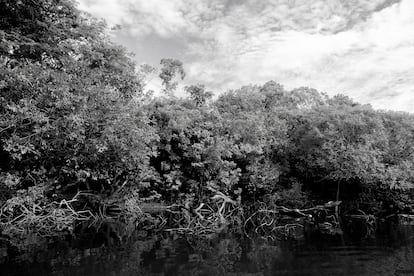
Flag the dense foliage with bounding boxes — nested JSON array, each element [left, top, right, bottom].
[[1, 0, 414, 243]]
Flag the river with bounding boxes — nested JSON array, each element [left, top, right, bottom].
[[1, 224, 413, 275]]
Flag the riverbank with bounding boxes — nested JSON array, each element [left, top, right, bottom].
[[2, 0, 414, 265]]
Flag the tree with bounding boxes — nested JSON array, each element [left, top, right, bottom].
[[159, 58, 185, 94], [185, 84, 213, 107], [0, 0, 157, 216]]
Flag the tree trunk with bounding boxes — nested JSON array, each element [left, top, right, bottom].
[[335, 180, 341, 226]]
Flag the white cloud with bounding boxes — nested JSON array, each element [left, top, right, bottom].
[[78, 0, 414, 113]]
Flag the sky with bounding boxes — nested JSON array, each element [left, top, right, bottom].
[[78, 0, 414, 113]]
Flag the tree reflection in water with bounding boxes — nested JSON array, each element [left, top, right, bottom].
[[0, 225, 413, 276]]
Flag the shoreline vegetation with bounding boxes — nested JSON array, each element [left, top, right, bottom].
[[1, 0, 414, 254]]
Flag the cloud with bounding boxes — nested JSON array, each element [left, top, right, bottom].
[[78, 0, 414, 113], [78, 0, 399, 38]]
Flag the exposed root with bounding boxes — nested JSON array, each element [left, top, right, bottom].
[[243, 201, 342, 240], [0, 191, 93, 243], [164, 190, 242, 235]]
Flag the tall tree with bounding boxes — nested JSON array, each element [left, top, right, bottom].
[[159, 58, 185, 95], [185, 84, 213, 107]]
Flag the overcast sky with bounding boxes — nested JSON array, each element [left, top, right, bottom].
[[78, 0, 413, 113]]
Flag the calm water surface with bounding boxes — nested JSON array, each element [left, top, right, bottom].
[[1, 224, 414, 276]]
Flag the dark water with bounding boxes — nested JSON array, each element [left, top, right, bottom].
[[1, 225, 414, 276]]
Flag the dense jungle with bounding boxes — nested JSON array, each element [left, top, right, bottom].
[[1, 1, 414, 272]]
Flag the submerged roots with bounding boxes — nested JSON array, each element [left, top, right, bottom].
[[0, 191, 93, 244], [165, 191, 243, 235], [0, 185, 351, 246]]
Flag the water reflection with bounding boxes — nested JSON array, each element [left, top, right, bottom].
[[1, 225, 413, 276]]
